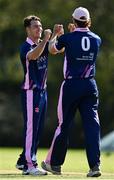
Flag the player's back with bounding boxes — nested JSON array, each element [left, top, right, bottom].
[[58, 29, 101, 79], [65, 30, 101, 63]]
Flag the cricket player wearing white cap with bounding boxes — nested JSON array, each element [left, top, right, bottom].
[[41, 7, 102, 178], [72, 7, 90, 22]]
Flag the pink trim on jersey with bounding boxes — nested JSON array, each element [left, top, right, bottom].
[[26, 37, 35, 45], [94, 110, 100, 124], [23, 37, 35, 89], [45, 126, 61, 164], [57, 81, 65, 125], [24, 58, 30, 89], [74, 27, 90, 32], [45, 81, 65, 164], [63, 55, 67, 79], [81, 64, 89, 78], [25, 90, 34, 169], [85, 65, 93, 78]]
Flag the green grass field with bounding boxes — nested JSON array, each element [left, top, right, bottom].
[[0, 148, 114, 179]]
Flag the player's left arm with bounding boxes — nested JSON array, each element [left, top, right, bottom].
[[49, 24, 65, 54]]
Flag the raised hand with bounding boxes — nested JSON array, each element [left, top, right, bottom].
[[53, 24, 64, 36], [44, 29, 52, 41], [68, 23, 75, 32]]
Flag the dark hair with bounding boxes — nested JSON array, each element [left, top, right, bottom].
[[73, 18, 91, 28], [23, 15, 41, 28]]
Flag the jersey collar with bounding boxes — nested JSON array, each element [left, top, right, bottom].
[[26, 37, 35, 45], [26, 37, 42, 46], [74, 27, 90, 32]]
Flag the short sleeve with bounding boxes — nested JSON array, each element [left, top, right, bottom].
[[55, 34, 66, 51], [20, 44, 30, 61]]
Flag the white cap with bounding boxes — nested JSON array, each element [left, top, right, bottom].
[[72, 7, 90, 22]]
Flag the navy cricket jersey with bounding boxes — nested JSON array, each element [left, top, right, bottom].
[[55, 28, 101, 79], [20, 37, 48, 90]]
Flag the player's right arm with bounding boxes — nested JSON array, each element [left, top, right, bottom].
[[27, 29, 52, 60]]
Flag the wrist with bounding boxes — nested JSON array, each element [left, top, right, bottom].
[[42, 38, 48, 43], [49, 36, 57, 45]]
